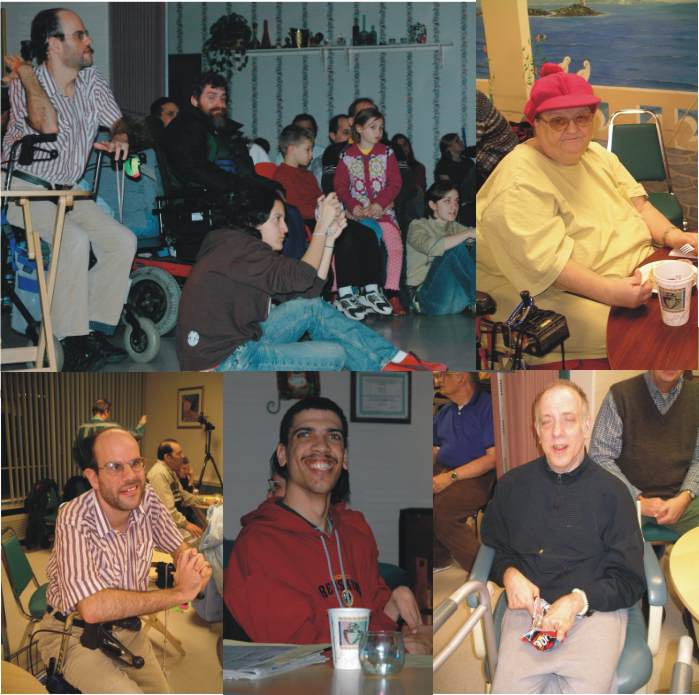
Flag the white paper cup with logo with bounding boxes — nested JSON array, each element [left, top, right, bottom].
[[327, 608, 371, 669], [654, 261, 695, 326]]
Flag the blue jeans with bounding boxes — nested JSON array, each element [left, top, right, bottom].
[[214, 297, 399, 371], [415, 243, 475, 316]]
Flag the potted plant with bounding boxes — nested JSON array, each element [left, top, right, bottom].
[[203, 13, 252, 76]]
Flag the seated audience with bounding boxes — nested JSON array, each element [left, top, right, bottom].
[[273, 124, 391, 320], [407, 182, 475, 315], [434, 132, 471, 187], [590, 370, 698, 536], [475, 90, 517, 188], [224, 397, 432, 652], [145, 96, 179, 145], [162, 70, 255, 193], [391, 133, 427, 191], [334, 107, 407, 316], [477, 63, 697, 364], [276, 113, 325, 179], [147, 438, 209, 544], [481, 381, 645, 693], [175, 181, 444, 372]]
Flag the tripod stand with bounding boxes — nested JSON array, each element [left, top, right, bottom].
[[197, 416, 222, 489]]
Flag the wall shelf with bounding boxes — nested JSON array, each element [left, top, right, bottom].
[[245, 43, 454, 69]]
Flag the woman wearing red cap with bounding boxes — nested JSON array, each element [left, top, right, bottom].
[[476, 63, 697, 366]]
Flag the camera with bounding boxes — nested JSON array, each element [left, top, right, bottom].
[[503, 291, 569, 358]]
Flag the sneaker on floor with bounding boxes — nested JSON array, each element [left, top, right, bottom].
[[383, 352, 447, 372], [86, 331, 128, 363], [388, 295, 407, 316], [359, 289, 393, 316], [334, 294, 369, 320]]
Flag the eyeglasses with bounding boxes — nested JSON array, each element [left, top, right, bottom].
[[537, 112, 594, 132], [50, 29, 90, 42], [97, 457, 145, 475]]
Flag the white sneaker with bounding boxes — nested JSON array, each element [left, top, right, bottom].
[[334, 294, 369, 320], [359, 289, 393, 315]]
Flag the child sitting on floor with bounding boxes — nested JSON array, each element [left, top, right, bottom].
[[273, 125, 392, 320]]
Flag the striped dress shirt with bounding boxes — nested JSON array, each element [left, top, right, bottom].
[[2, 64, 122, 185], [46, 485, 183, 614]]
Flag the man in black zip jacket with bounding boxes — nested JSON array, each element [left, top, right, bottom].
[[481, 380, 644, 694]]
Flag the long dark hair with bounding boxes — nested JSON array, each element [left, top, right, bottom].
[[390, 133, 417, 167], [221, 182, 285, 237]]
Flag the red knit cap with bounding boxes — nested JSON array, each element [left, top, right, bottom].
[[523, 63, 601, 124]]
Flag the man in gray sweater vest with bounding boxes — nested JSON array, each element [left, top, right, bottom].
[[590, 370, 699, 536]]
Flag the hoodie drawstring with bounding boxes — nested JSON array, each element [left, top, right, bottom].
[[319, 528, 351, 607]]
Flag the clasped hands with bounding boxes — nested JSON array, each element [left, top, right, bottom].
[[316, 193, 347, 241], [503, 567, 584, 642], [174, 547, 212, 601], [640, 492, 690, 526]]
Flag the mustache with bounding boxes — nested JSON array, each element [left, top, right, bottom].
[[119, 479, 142, 491]]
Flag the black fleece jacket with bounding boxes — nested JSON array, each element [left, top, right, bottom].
[[481, 455, 645, 612]]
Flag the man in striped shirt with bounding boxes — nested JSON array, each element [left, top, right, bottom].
[[37, 427, 212, 693], [2, 8, 137, 371]]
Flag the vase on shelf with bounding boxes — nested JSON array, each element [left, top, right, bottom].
[[249, 22, 261, 50], [261, 19, 272, 49]]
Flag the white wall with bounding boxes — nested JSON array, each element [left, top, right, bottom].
[[223, 372, 433, 565], [3, 3, 111, 80], [167, 2, 475, 179]]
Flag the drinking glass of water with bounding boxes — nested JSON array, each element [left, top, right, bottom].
[[358, 631, 405, 675]]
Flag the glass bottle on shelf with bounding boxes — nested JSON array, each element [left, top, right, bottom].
[[249, 22, 261, 50], [352, 19, 359, 46], [261, 19, 272, 49], [358, 14, 369, 45], [369, 24, 377, 46]]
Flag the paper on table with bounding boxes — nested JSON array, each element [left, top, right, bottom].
[[669, 248, 698, 260], [222, 639, 329, 680]]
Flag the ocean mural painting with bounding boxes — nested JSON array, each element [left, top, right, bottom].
[[477, 1, 697, 92]]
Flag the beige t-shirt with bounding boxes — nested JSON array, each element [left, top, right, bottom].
[[476, 140, 654, 297]]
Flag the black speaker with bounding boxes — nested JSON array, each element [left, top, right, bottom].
[[399, 507, 433, 612], [168, 53, 202, 106]]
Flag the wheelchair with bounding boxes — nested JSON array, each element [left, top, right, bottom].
[[2, 134, 161, 369]]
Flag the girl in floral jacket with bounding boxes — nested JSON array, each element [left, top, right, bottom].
[[334, 107, 407, 315]]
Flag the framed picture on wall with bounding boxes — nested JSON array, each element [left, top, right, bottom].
[[177, 386, 204, 428], [277, 372, 320, 400], [351, 373, 411, 424]]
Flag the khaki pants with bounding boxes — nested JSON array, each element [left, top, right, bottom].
[[6, 179, 136, 339], [37, 613, 171, 694]]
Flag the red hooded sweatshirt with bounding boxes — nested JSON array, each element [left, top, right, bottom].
[[224, 498, 397, 644]]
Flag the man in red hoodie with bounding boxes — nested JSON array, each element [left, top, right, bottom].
[[224, 397, 431, 653]]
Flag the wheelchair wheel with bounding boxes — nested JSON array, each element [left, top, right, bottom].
[[128, 266, 181, 336], [123, 317, 160, 363]]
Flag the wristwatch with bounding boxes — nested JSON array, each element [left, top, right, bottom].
[[450, 471, 458, 481], [681, 489, 696, 501]]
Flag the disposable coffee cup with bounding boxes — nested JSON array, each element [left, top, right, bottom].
[[654, 261, 695, 327], [327, 608, 370, 669]]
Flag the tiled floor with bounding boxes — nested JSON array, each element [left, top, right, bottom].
[[1, 310, 475, 372]]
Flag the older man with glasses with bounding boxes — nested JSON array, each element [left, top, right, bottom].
[[37, 428, 212, 693], [476, 63, 697, 366], [433, 371, 496, 572]]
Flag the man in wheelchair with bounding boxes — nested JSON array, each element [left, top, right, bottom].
[[2, 8, 138, 370], [480, 381, 645, 693], [162, 70, 254, 195], [37, 427, 212, 693]]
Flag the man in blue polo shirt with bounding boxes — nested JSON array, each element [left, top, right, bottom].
[[433, 371, 496, 571]]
